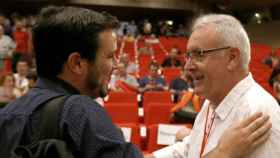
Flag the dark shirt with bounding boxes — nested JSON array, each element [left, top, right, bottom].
[[269, 65, 280, 87], [169, 77, 189, 92], [0, 78, 142, 158], [139, 75, 166, 92], [161, 57, 182, 68]]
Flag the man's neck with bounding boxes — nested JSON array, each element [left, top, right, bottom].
[[208, 71, 249, 108], [57, 74, 99, 99]]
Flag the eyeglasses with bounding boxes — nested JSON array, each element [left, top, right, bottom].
[[186, 46, 231, 62]]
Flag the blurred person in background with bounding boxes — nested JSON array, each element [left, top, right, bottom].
[[139, 62, 167, 92], [0, 25, 15, 58], [263, 50, 279, 68], [162, 47, 182, 68], [109, 62, 139, 92], [0, 25, 16, 73], [169, 67, 192, 102], [0, 14, 12, 36], [13, 59, 29, 93], [12, 18, 31, 72], [119, 53, 139, 75], [0, 73, 21, 104], [138, 41, 154, 56]]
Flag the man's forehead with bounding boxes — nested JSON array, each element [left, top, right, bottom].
[[187, 26, 217, 50], [99, 30, 117, 52]]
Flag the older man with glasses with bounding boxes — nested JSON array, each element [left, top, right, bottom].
[[146, 13, 279, 158]]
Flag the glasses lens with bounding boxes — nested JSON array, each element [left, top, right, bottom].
[[186, 49, 203, 61]]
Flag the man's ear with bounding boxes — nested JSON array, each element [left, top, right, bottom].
[[227, 47, 241, 71], [65, 52, 88, 75]]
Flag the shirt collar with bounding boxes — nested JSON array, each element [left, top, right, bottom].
[[214, 73, 255, 120], [35, 77, 80, 95]]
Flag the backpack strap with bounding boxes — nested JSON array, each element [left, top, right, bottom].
[[32, 95, 69, 143]]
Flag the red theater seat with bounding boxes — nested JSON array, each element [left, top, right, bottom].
[[144, 102, 173, 125], [104, 102, 139, 124], [143, 91, 172, 109], [118, 123, 141, 148], [106, 91, 138, 104]]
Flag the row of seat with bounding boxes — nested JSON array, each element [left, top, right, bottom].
[[121, 37, 186, 78], [105, 102, 174, 125], [105, 91, 173, 105], [121, 38, 275, 89], [104, 90, 190, 152], [117, 123, 192, 153], [104, 91, 175, 125]]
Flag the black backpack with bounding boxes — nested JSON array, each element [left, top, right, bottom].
[[12, 96, 74, 158]]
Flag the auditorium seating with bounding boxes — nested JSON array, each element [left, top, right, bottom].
[[145, 123, 193, 152], [162, 67, 181, 84], [118, 123, 141, 148], [106, 91, 138, 104], [142, 91, 173, 108], [146, 124, 167, 152], [104, 102, 139, 124], [144, 102, 174, 125], [111, 38, 277, 153]]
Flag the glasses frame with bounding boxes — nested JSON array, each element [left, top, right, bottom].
[[186, 46, 231, 61]]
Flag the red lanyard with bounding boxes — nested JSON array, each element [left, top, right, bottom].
[[200, 106, 216, 158]]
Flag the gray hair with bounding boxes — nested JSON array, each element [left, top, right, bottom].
[[191, 14, 251, 69]]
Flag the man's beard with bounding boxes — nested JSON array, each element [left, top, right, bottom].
[[98, 85, 108, 98], [86, 74, 108, 98]]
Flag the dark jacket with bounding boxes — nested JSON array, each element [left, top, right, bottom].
[[0, 78, 142, 158]]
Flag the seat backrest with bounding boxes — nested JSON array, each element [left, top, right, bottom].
[[104, 102, 139, 124], [162, 67, 181, 84], [106, 91, 138, 104], [144, 102, 173, 126], [117, 123, 141, 148], [146, 124, 166, 153], [143, 91, 172, 109]]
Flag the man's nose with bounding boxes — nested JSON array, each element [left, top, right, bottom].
[[184, 58, 196, 73]]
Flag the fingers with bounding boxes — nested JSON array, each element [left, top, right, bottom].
[[144, 154, 155, 158], [239, 112, 263, 128], [251, 128, 271, 149], [248, 120, 272, 143], [246, 114, 270, 134]]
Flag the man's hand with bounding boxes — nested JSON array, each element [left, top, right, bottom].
[[205, 112, 272, 158], [175, 127, 192, 142], [144, 154, 155, 158]]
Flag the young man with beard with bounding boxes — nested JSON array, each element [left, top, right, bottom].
[[0, 6, 142, 158]]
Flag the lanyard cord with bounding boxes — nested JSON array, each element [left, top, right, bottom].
[[200, 106, 216, 158]]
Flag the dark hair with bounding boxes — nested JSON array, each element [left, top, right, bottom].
[[149, 61, 159, 69], [33, 6, 119, 79], [16, 57, 30, 66]]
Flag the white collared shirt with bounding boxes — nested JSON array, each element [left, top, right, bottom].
[[154, 74, 280, 158], [14, 73, 29, 90]]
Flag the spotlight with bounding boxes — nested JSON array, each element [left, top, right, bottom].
[[166, 20, 173, 26], [255, 13, 261, 18]]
